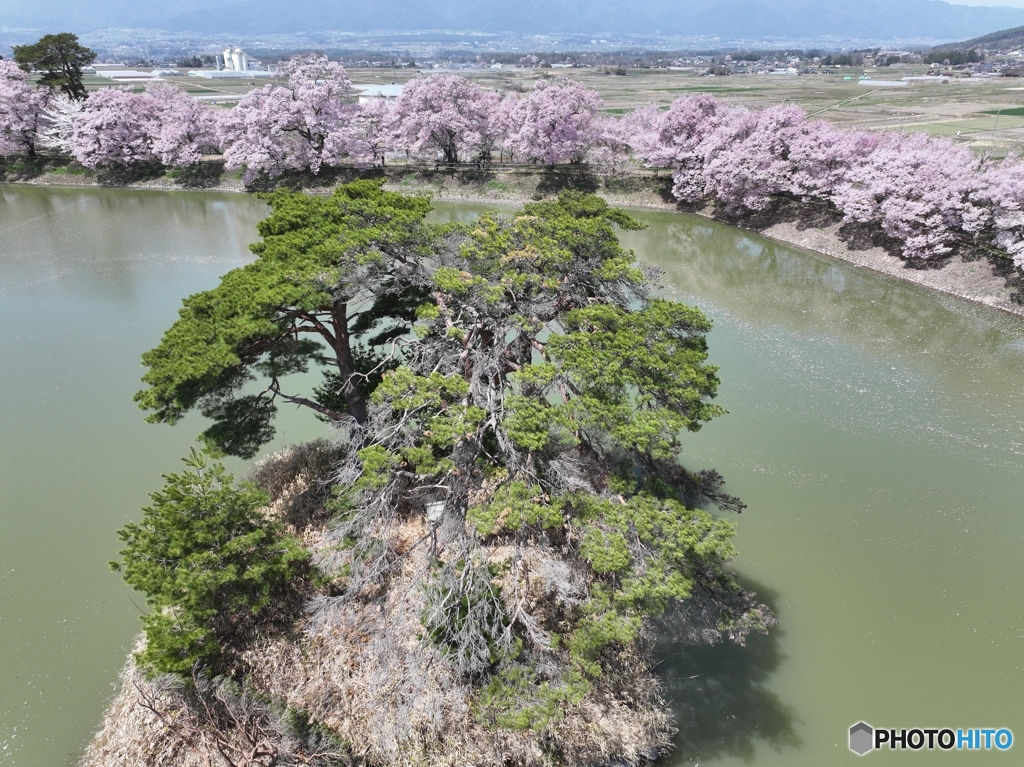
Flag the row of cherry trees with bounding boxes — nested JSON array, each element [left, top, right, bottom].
[[0, 56, 616, 178], [3, 55, 1024, 264], [625, 96, 1018, 261]]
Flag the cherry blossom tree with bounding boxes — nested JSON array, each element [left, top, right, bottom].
[[502, 77, 603, 166], [278, 54, 355, 167], [218, 54, 355, 181], [832, 131, 987, 259], [23, 64, 1023, 266], [392, 74, 499, 164], [974, 154, 1024, 267], [146, 83, 218, 167], [37, 92, 81, 155], [787, 120, 881, 203], [327, 97, 394, 168], [217, 87, 292, 181], [494, 93, 525, 163], [629, 94, 733, 204], [702, 103, 804, 214], [625, 93, 998, 260], [69, 87, 158, 168], [620, 104, 665, 167], [586, 111, 633, 176], [0, 59, 51, 156]]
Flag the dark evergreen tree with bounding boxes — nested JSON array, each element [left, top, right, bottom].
[[13, 33, 96, 100]]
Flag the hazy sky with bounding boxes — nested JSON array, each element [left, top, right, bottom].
[[3, 0, 1024, 43], [953, 0, 1024, 7]]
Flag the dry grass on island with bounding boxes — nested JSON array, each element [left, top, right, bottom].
[[82, 442, 672, 767]]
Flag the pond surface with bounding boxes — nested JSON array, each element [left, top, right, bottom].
[[2, 187, 1024, 766]]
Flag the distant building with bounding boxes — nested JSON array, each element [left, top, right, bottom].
[[95, 70, 161, 81], [189, 48, 274, 79], [189, 69, 276, 79], [354, 83, 404, 104], [217, 47, 265, 73]]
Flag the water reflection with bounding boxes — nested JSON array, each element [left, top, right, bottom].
[[0, 186, 268, 303], [621, 213, 1024, 406], [0, 185, 304, 767], [658, 583, 801, 765]]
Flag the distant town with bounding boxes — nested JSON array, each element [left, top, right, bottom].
[[48, 46, 1024, 78]]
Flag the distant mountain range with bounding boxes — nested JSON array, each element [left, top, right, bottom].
[[939, 21, 1024, 48], [5, 0, 1024, 45]]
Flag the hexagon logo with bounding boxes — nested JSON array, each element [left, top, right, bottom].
[[850, 722, 874, 756]]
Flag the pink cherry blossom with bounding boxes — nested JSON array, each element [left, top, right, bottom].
[[974, 154, 1024, 267], [392, 74, 499, 164], [68, 87, 158, 168], [502, 77, 603, 166], [628, 94, 734, 203], [16, 67, 1024, 265], [328, 97, 395, 168], [146, 83, 218, 167], [702, 103, 804, 214], [218, 53, 355, 181], [0, 60, 51, 156], [586, 111, 633, 176], [620, 104, 665, 166], [832, 131, 986, 259], [787, 121, 880, 202]]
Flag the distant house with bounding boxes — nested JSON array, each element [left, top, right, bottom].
[[354, 84, 404, 104], [190, 69, 276, 80], [858, 79, 907, 87], [95, 70, 161, 81]]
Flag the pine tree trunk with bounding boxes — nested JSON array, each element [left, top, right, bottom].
[[331, 299, 368, 425]]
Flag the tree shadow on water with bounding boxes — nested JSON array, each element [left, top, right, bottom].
[[656, 582, 802, 764]]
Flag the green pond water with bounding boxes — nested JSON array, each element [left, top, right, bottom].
[[2, 187, 1024, 766]]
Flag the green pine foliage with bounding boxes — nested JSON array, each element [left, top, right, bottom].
[[12, 33, 96, 100], [134, 180, 440, 457], [111, 448, 309, 675], [475, 665, 589, 731]]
